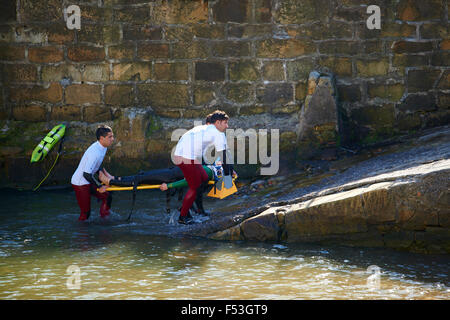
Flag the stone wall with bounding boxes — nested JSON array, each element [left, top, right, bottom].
[[0, 0, 448, 186]]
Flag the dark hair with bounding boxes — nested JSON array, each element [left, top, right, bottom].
[[96, 125, 112, 140], [209, 110, 229, 124], [205, 113, 212, 124]]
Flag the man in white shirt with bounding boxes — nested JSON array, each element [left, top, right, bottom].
[[71, 125, 115, 221], [173, 110, 232, 224]]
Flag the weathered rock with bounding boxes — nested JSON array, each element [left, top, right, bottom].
[[297, 71, 339, 159], [206, 158, 450, 254]]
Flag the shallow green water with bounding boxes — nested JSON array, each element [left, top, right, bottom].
[[0, 188, 449, 300]]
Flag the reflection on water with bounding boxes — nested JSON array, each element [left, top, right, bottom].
[[0, 189, 449, 300]]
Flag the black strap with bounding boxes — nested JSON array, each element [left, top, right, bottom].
[[126, 179, 138, 222]]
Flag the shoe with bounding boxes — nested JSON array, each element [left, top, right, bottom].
[[78, 211, 91, 221], [178, 215, 194, 225]]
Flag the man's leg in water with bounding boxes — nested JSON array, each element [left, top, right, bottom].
[[90, 185, 112, 218], [178, 160, 208, 217], [72, 184, 92, 221]]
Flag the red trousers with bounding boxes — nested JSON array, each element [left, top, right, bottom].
[[177, 160, 209, 217], [72, 184, 112, 221]]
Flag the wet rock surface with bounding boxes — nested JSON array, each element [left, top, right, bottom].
[[176, 125, 450, 254]]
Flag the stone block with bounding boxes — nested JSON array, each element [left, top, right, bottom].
[[356, 59, 390, 77], [108, 44, 135, 60], [239, 105, 271, 115], [256, 83, 293, 105], [9, 83, 63, 103], [2, 64, 37, 82], [67, 46, 106, 62], [318, 41, 359, 55], [83, 106, 112, 123], [395, 113, 422, 131], [151, 0, 208, 24], [274, 0, 331, 24], [154, 62, 189, 81], [123, 25, 162, 41], [172, 40, 210, 59], [229, 60, 259, 81], [82, 64, 109, 82], [12, 105, 47, 122], [51, 105, 82, 121], [212, 40, 251, 57], [192, 24, 226, 39], [114, 6, 150, 23], [165, 26, 195, 42], [195, 62, 225, 81], [392, 41, 434, 54], [295, 82, 307, 101], [368, 83, 405, 101], [46, 23, 75, 44], [431, 51, 450, 66], [407, 69, 441, 92], [262, 61, 285, 81], [137, 43, 169, 60], [111, 62, 151, 81], [28, 46, 64, 63], [437, 70, 450, 89], [254, 0, 272, 23], [295, 22, 353, 40], [213, 0, 251, 23], [257, 39, 316, 58], [105, 85, 134, 106], [424, 109, 450, 128], [319, 57, 352, 77], [392, 54, 429, 75], [224, 83, 254, 104], [19, 0, 61, 22], [397, 93, 437, 113], [194, 86, 215, 105], [397, 0, 444, 21], [228, 24, 272, 39], [41, 64, 82, 82], [335, 6, 366, 21], [420, 23, 448, 39], [437, 92, 450, 109], [138, 83, 189, 108], [79, 5, 113, 24], [0, 45, 25, 61], [65, 84, 101, 105], [286, 58, 316, 81], [351, 104, 395, 128], [337, 84, 362, 102], [440, 39, 450, 50], [78, 25, 121, 45], [0, 0, 16, 23]]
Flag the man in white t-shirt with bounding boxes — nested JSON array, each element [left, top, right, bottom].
[[173, 110, 232, 224], [71, 125, 116, 221]]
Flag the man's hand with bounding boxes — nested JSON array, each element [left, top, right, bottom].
[[102, 168, 114, 180], [99, 170, 111, 185], [159, 183, 168, 191], [98, 185, 109, 193]]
